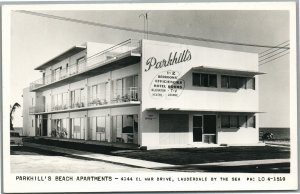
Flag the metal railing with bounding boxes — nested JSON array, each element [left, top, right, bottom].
[[29, 105, 45, 114], [31, 87, 139, 113], [111, 87, 139, 103], [30, 39, 141, 91]]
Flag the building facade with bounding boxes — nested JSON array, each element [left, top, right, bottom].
[[24, 39, 262, 149]]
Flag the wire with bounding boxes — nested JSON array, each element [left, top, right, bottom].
[[259, 43, 289, 58], [259, 49, 289, 62], [259, 40, 289, 54], [259, 52, 289, 66], [16, 10, 290, 50]]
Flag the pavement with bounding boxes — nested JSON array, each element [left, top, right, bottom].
[[23, 142, 290, 172], [11, 146, 158, 173]]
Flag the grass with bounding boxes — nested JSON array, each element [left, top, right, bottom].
[[113, 146, 290, 165], [24, 137, 290, 166]]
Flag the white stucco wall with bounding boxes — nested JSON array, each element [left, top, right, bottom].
[[22, 87, 36, 136], [140, 39, 259, 147]]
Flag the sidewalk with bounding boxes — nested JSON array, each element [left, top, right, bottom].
[[24, 142, 173, 169], [24, 142, 290, 171]]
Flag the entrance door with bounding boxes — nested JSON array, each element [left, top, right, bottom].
[[193, 116, 203, 142]]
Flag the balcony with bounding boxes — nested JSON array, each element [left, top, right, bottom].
[[30, 87, 140, 115], [29, 105, 45, 114], [30, 39, 141, 91], [111, 87, 139, 103]]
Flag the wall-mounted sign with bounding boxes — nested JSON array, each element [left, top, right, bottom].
[[149, 70, 185, 99], [144, 49, 191, 72]]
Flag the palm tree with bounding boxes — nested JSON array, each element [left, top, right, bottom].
[[10, 102, 21, 131]]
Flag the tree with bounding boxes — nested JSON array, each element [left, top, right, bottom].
[[10, 102, 21, 131]]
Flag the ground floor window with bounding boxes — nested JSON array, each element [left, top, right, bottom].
[[89, 116, 107, 141], [112, 114, 138, 144], [159, 114, 189, 133], [51, 118, 68, 138], [221, 115, 256, 128], [71, 117, 85, 139]]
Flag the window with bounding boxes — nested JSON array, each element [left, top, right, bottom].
[[230, 116, 238, 128], [221, 76, 229, 88], [112, 75, 139, 102], [112, 114, 138, 143], [221, 75, 255, 90], [53, 67, 61, 82], [222, 115, 255, 128], [247, 116, 256, 128], [239, 116, 247, 127], [122, 115, 134, 133], [71, 117, 85, 139], [221, 115, 230, 128], [89, 83, 107, 106], [89, 116, 107, 141], [96, 117, 106, 133], [159, 114, 189, 133], [71, 88, 85, 108], [193, 73, 217, 88], [246, 78, 255, 90], [77, 57, 85, 72]]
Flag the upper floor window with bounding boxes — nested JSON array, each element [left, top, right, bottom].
[[112, 75, 139, 103], [221, 115, 256, 128], [88, 82, 108, 106], [192, 73, 217, 88], [71, 88, 85, 108], [221, 75, 255, 90], [53, 67, 62, 82]]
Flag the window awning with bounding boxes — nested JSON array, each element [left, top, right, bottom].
[[192, 66, 265, 76], [146, 107, 264, 113], [35, 46, 86, 70]]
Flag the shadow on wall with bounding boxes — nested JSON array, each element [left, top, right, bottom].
[[175, 69, 239, 93]]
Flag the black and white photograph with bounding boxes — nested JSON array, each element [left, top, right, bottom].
[[2, 2, 298, 193]]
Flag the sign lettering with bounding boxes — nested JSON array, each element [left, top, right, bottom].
[[144, 49, 191, 72]]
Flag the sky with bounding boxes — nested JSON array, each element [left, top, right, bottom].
[[10, 9, 290, 128]]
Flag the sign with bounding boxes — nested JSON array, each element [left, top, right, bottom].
[[144, 49, 191, 72], [149, 70, 185, 99]]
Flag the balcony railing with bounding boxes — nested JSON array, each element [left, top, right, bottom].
[[29, 105, 45, 114], [111, 87, 139, 103], [30, 87, 140, 114], [30, 39, 141, 91]]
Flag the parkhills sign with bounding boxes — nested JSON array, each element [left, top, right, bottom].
[[144, 49, 192, 72]]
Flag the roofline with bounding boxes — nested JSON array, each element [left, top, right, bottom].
[[34, 45, 86, 70]]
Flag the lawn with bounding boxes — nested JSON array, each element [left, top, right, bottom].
[[112, 146, 290, 165]]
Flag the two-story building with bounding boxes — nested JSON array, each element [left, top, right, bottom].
[[23, 39, 263, 149]]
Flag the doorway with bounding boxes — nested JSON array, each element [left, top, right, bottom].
[[193, 115, 216, 143], [42, 116, 48, 136]]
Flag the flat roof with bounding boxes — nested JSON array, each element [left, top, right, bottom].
[[192, 66, 265, 76], [34, 46, 86, 70], [146, 108, 263, 113]]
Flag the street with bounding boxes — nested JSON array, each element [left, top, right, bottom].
[[10, 146, 156, 173]]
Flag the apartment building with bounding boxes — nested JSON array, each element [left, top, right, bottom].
[[23, 39, 263, 149]]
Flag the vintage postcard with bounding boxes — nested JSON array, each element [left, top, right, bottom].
[[2, 2, 298, 193]]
